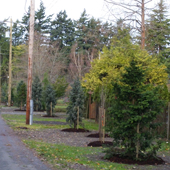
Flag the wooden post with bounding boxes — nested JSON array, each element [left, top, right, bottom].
[[136, 123, 140, 159], [50, 102, 52, 117], [8, 18, 12, 107], [77, 106, 79, 129], [26, 0, 35, 124], [99, 107, 102, 142], [102, 109, 105, 143]]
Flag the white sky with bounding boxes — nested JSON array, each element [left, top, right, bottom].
[[0, 0, 107, 22], [0, 0, 169, 23]]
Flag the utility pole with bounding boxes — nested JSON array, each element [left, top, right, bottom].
[[8, 18, 12, 106], [26, 0, 35, 125]]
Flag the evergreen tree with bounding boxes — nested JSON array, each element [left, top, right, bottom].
[[21, 7, 30, 41], [146, 0, 170, 72], [42, 72, 49, 110], [52, 76, 68, 98], [50, 10, 75, 50], [105, 59, 165, 160], [12, 20, 25, 46], [16, 81, 26, 110], [45, 84, 56, 116], [35, 1, 52, 34], [75, 9, 90, 51], [66, 78, 85, 129], [32, 76, 42, 111]]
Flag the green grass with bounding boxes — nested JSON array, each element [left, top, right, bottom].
[[1, 114, 99, 131], [23, 140, 130, 170], [2, 113, 170, 170], [55, 105, 67, 109], [1, 114, 70, 130]]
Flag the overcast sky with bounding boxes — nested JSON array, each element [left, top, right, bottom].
[[0, 0, 169, 23]]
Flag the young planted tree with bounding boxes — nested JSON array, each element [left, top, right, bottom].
[[66, 78, 85, 129], [16, 81, 26, 110], [32, 76, 42, 111], [105, 59, 166, 160], [45, 84, 56, 116]]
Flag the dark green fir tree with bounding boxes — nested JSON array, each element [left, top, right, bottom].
[[45, 84, 56, 116], [66, 78, 85, 129], [105, 59, 165, 160], [16, 81, 26, 110], [32, 76, 42, 111]]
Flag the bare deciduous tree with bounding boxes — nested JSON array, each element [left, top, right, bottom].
[[104, 0, 154, 49]]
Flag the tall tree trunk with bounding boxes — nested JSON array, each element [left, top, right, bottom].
[[141, 0, 145, 49]]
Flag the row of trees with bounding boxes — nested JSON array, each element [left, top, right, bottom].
[[0, 0, 169, 92]]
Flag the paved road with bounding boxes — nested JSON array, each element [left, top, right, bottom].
[[0, 110, 51, 170]]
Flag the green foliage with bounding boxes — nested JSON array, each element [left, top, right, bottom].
[[42, 72, 49, 110], [66, 78, 85, 129], [35, 1, 52, 34], [82, 30, 168, 101], [45, 84, 56, 116], [1, 82, 8, 103], [32, 76, 42, 111], [105, 59, 166, 160], [146, 0, 170, 73], [15, 81, 26, 110], [50, 10, 75, 50], [12, 20, 25, 46], [52, 76, 68, 98]]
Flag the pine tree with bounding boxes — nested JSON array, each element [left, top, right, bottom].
[[45, 84, 56, 116], [146, 0, 170, 72], [16, 81, 26, 110], [12, 20, 25, 46], [35, 1, 52, 34], [106, 59, 165, 160], [32, 76, 42, 111], [50, 10, 75, 50], [66, 78, 85, 129]]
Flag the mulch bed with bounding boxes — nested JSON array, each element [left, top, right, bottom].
[[33, 121, 67, 125], [106, 155, 165, 165], [61, 128, 90, 132], [87, 141, 113, 147], [86, 133, 110, 138], [42, 115, 58, 117], [17, 127, 29, 129]]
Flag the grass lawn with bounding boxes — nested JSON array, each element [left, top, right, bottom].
[[2, 114, 170, 170], [1, 114, 99, 131], [23, 140, 130, 170]]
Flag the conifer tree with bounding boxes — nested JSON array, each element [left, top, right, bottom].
[[66, 78, 85, 129], [45, 84, 56, 116], [146, 0, 170, 72], [16, 81, 26, 110], [32, 76, 42, 111], [106, 59, 166, 160]]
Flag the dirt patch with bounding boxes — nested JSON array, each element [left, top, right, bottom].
[[106, 155, 165, 165], [87, 141, 113, 147], [17, 127, 29, 129], [86, 133, 110, 138], [61, 128, 90, 132]]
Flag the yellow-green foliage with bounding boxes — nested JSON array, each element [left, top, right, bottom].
[[82, 35, 168, 94]]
